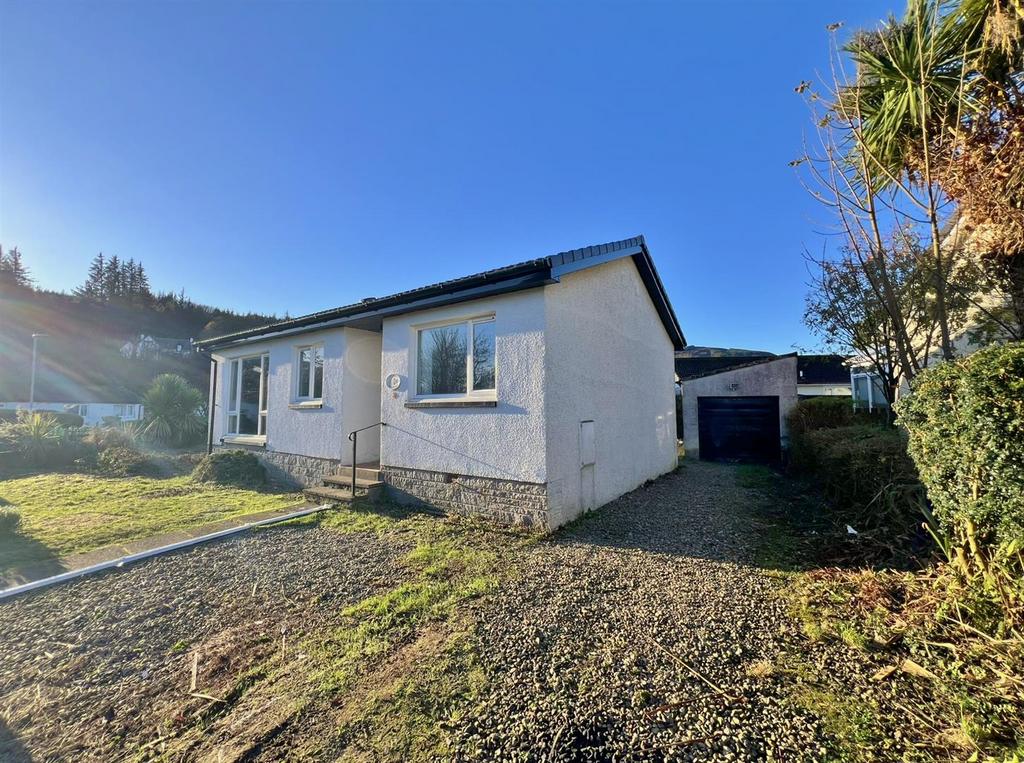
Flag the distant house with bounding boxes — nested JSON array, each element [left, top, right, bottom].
[[120, 335, 193, 359], [797, 355, 851, 398], [195, 236, 684, 530], [0, 401, 144, 427]]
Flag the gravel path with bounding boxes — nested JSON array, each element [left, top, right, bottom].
[[0, 523, 411, 762], [453, 461, 827, 762]]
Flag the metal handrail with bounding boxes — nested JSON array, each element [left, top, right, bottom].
[[347, 421, 386, 498]]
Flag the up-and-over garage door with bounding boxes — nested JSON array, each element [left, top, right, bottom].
[[697, 396, 781, 463]]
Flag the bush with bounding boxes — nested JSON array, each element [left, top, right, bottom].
[[0, 409, 83, 427], [0, 508, 21, 536], [192, 450, 266, 488], [787, 397, 855, 435], [789, 424, 925, 554], [83, 425, 140, 452], [97, 446, 151, 477], [143, 374, 206, 447], [0, 411, 65, 464], [896, 343, 1024, 593]]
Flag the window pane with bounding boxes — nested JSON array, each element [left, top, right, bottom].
[[228, 360, 239, 411], [313, 346, 324, 399], [298, 348, 312, 398], [239, 357, 262, 434], [417, 324, 467, 395], [259, 414, 267, 436], [472, 320, 495, 391], [228, 414, 238, 434], [260, 355, 270, 411]]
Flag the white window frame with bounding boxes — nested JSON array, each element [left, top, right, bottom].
[[225, 353, 270, 439], [294, 344, 325, 402], [412, 314, 496, 401]]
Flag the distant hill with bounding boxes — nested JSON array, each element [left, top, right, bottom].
[[0, 282, 276, 403]]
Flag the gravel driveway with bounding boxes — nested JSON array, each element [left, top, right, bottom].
[[2, 460, 834, 762], [0, 523, 412, 762], [452, 461, 827, 762]]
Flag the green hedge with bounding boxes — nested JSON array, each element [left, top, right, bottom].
[[787, 397, 855, 435], [789, 425, 924, 534], [896, 342, 1024, 557]]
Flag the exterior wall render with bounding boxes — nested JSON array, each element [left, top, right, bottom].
[[543, 257, 678, 528], [378, 288, 548, 484], [210, 326, 382, 471]]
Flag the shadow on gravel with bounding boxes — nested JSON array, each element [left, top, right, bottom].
[[543, 463, 762, 565], [538, 460, 856, 573], [0, 719, 33, 763]]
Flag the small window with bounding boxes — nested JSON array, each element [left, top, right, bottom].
[[226, 353, 269, 436], [296, 344, 324, 400], [416, 317, 495, 397]]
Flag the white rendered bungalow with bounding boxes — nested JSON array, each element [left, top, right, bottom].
[[195, 236, 685, 529]]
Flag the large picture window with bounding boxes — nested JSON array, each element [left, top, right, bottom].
[[416, 317, 495, 397], [296, 344, 324, 400], [226, 353, 269, 436]]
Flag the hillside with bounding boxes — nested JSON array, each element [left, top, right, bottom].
[[0, 282, 276, 403]]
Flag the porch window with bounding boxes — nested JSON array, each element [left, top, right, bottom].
[[416, 317, 495, 397], [226, 353, 269, 436], [296, 344, 324, 400]]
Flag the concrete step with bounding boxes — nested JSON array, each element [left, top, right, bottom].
[[303, 485, 378, 504], [322, 475, 385, 489], [331, 466, 382, 482]]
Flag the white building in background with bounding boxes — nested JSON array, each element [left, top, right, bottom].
[[0, 401, 144, 427], [195, 236, 684, 530]]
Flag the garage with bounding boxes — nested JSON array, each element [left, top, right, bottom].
[[697, 396, 780, 463], [676, 353, 798, 463]]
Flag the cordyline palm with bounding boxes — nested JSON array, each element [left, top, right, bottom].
[[843, 0, 976, 183], [842, 0, 1024, 352], [143, 374, 205, 447]]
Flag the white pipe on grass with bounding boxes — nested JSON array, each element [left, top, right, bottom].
[[0, 504, 331, 601]]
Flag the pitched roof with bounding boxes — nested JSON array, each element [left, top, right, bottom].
[[797, 354, 851, 385], [676, 353, 796, 382], [195, 235, 685, 350]]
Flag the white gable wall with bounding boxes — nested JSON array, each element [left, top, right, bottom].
[[379, 288, 548, 483], [543, 257, 678, 527]]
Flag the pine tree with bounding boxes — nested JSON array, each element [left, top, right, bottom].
[[76, 253, 106, 298], [135, 261, 151, 297], [104, 254, 122, 299], [0, 245, 32, 288], [125, 258, 138, 295]]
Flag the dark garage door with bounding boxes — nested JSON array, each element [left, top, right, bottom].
[[697, 396, 781, 463]]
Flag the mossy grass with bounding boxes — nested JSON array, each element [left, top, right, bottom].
[[0, 472, 301, 570]]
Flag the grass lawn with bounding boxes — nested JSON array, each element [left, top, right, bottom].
[[0, 473, 302, 575]]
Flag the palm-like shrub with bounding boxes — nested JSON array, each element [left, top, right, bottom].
[[143, 374, 205, 447], [3, 412, 63, 464]]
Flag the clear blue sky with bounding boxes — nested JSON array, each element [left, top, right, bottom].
[[0, 0, 895, 353]]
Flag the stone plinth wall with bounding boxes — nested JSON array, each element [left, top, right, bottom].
[[381, 466, 549, 529], [212, 445, 339, 489]]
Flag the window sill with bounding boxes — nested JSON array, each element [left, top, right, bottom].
[[405, 399, 497, 409], [288, 400, 323, 410], [222, 435, 267, 447]]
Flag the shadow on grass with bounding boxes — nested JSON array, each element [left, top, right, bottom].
[[0, 533, 66, 589]]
